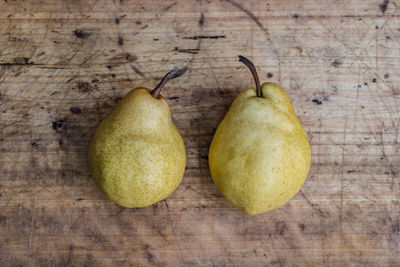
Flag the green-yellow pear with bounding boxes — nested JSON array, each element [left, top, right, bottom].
[[89, 70, 186, 208], [209, 56, 311, 215]]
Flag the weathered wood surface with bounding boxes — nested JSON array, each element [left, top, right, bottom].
[[0, 0, 399, 266]]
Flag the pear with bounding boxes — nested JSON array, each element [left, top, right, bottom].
[[89, 70, 186, 208], [209, 56, 311, 215]]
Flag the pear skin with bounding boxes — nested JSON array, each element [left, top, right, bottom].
[[209, 57, 311, 215], [89, 70, 186, 208]]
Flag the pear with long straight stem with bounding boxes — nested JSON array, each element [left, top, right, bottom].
[[208, 56, 311, 215]]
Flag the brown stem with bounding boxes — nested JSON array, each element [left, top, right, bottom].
[[238, 55, 262, 97], [150, 68, 187, 98]]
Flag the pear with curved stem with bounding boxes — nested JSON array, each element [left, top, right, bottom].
[[208, 56, 311, 215], [89, 69, 186, 208]]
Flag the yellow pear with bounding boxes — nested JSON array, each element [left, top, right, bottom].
[[209, 56, 311, 215], [89, 70, 186, 208]]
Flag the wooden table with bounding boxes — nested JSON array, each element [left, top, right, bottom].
[[1, 0, 399, 266]]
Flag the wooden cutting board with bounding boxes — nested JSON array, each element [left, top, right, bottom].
[[0, 0, 399, 266]]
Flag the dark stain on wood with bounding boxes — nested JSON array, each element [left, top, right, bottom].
[[52, 120, 64, 133], [199, 12, 205, 26], [200, 155, 208, 160], [145, 249, 156, 263], [379, 0, 389, 14], [0, 57, 38, 66], [331, 59, 342, 67], [0, 215, 6, 225], [275, 221, 288, 235], [183, 35, 225, 40], [392, 221, 399, 234], [118, 35, 124, 46], [31, 142, 39, 148], [74, 30, 91, 39], [175, 47, 199, 54], [125, 53, 137, 61], [114, 96, 123, 103], [312, 98, 323, 105], [77, 81, 92, 92], [70, 107, 81, 114]]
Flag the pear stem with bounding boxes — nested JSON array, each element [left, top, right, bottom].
[[150, 68, 186, 99], [238, 55, 262, 97]]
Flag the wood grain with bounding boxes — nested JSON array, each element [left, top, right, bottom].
[[0, 0, 399, 266]]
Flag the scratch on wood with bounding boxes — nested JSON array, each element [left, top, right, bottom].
[[0, 57, 41, 66], [225, 0, 271, 41], [28, 196, 36, 250], [339, 116, 347, 256], [164, 200, 184, 264], [300, 191, 328, 218], [183, 35, 225, 40], [175, 47, 199, 54], [164, 2, 177, 11], [131, 65, 145, 77]]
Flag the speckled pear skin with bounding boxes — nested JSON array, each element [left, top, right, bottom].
[[88, 88, 186, 208], [209, 82, 311, 215]]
